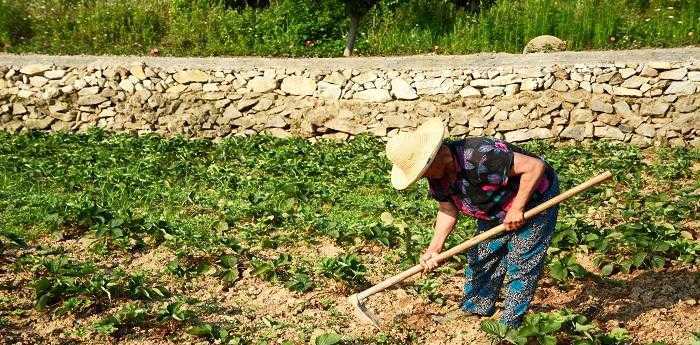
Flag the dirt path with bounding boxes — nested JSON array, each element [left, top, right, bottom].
[[1, 47, 699, 71]]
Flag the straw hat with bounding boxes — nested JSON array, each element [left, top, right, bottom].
[[385, 118, 446, 190]]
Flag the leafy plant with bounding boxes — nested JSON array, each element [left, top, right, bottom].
[[157, 301, 192, 322], [188, 323, 243, 344], [315, 332, 343, 345], [94, 303, 147, 335], [319, 254, 367, 285], [251, 254, 291, 282]]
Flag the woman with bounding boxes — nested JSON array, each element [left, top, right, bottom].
[[385, 117, 559, 328]]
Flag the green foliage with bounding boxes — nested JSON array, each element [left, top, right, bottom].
[[1, 0, 699, 56], [0, 0, 31, 49], [251, 254, 292, 282], [315, 332, 343, 345], [319, 254, 367, 285], [480, 310, 630, 345], [94, 303, 147, 335], [188, 323, 244, 344], [157, 301, 192, 322]]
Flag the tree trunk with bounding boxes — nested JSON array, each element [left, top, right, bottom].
[[343, 14, 361, 57]]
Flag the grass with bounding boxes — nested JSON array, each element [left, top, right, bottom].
[[0, 0, 698, 57], [0, 130, 698, 343]]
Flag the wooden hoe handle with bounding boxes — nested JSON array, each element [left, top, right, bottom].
[[355, 171, 613, 301]]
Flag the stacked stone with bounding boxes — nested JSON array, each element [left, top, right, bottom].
[[0, 59, 698, 147]]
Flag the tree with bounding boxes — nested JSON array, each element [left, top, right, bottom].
[[341, 0, 379, 57]]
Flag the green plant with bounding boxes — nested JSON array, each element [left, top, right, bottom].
[[319, 254, 367, 285], [251, 254, 292, 282], [315, 332, 343, 345], [94, 303, 147, 335], [285, 270, 314, 292], [157, 301, 192, 322], [188, 323, 243, 344], [218, 255, 241, 285]]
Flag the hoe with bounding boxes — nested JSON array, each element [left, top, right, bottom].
[[348, 171, 613, 327]]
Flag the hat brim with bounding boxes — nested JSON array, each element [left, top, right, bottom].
[[390, 121, 445, 190]]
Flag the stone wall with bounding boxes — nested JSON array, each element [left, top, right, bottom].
[[1, 50, 699, 147]]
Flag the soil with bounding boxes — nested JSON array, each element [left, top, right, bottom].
[[1, 237, 698, 345]]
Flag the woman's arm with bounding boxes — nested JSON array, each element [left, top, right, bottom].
[[420, 201, 457, 272], [503, 152, 546, 231]]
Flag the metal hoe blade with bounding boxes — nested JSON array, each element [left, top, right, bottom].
[[348, 293, 380, 328]]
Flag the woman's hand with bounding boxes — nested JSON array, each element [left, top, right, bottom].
[[503, 208, 525, 231], [420, 249, 440, 273]]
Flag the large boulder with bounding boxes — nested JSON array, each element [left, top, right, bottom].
[[523, 35, 567, 54]]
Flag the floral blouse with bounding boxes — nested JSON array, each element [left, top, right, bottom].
[[427, 138, 555, 222]]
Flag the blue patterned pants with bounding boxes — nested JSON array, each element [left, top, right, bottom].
[[461, 175, 559, 328]]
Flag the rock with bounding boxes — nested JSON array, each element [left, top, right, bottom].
[[323, 71, 347, 85], [613, 101, 634, 115], [664, 81, 696, 95], [281, 76, 316, 96], [629, 134, 652, 147], [688, 71, 700, 82], [551, 80, 569, 92], [267, 128, 291, 139], [265, 115, 287, 128], [612, 86, 643, 97], [119, 79, 135, 93], [459, 85, 481, 97], [640, 102, 670, 116], [12, 103, 27, 115], [325, 118, 362, 135], [414, 78, 457, 95], [470, 79, 491, 88], [129, 64, 147, 80], [594, 126, 625, 140], [619, 68, 636, 79], [391, 78, 418, 100], [248, 77, 278, 93], [173, 70, 209, 84], [166, 84, 187, 95], [491, 74, 522, 86], [523, 35, 566, 53], [237, 99, 259, 112], [78, 86, 100, 96], [598, 113, 622, 126], [590, 98, 613, 113], [521, 79, 539, 91], [529, 127, 553, 139], [203, 83, 219, 92], [658, 68, 687, 81], [482, 87, 505, 97], [25, 117, 55, 130], [317, 81, 341, 100], [352, 71, 378, 85], [29, 76, 48, 88], [253, 98, 273, 111], [353, 89, 392, 102], [20, 64, 51, 75], [48, 106, 75, 122], [571, 109, 595, 123], [560, 123, 593, 140], [635, 123, 656, 137], [504, 84, 520, 96], [44, 69, 66, 80], [620, 76, 649, 89], [505, 129, 531, 142], [77, 95, 108, 106], [675, 98, 699, 113], [640, 65, 659, 77], [216, 106, 242, 125]]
